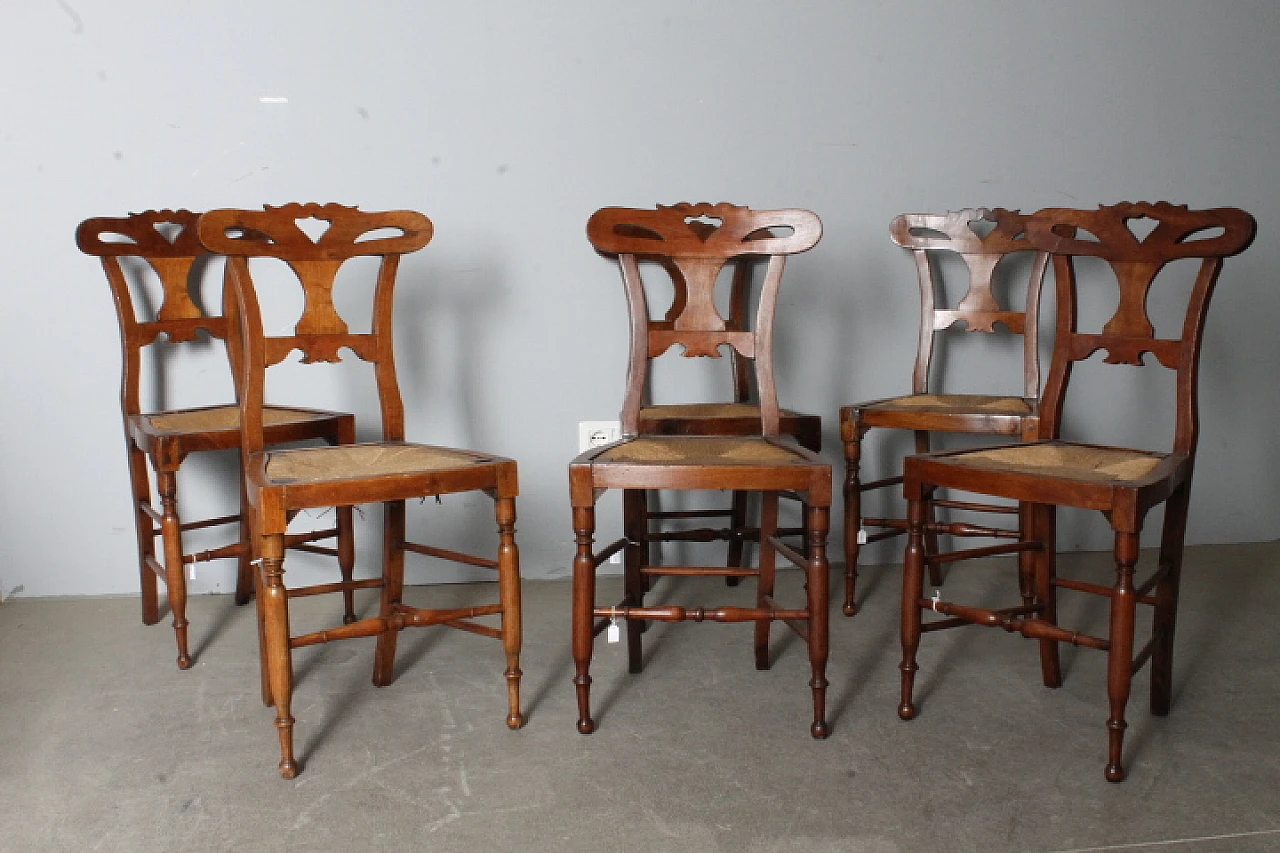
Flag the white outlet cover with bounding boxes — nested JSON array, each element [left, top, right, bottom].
[[578, 420, 622, 453]]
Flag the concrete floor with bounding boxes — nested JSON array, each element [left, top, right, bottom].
[[1, 542, 1277, 852]]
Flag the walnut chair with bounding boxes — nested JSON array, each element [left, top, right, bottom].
[[198, 203, 523, 778], [77, 210, 356, 670], [571, 203, 831, 738], [840, 208, 1048, 616], [897, 202, 1255, 781], [636, 249, 823, 582]]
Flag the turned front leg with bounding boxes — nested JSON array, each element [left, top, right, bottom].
[[1105, 531, 1139, 783], [336, 505, 357, 625], [805, 504, 831, 739], [572, 505, 597, 734], [495, 496, 524, 729], [898, 493, 928, 721], [841, 422, 867, 616], [258, 533, 297, 778], [157, 470, 192, 670]]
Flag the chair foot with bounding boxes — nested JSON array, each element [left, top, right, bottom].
[[173, 620, 192, 670], [810, 720, 830, 739], [842, 562, 858, 617], [725, 576, 742, 587], [576, 717, 595, 734], [1105, 762, 1126, 783], [898, 701, 917, 721], [506, 712, 525, 729], [279, 759, 300, 780]]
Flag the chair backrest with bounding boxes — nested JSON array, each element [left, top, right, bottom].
[[1027, 202, 1255, 453], [196, 203, 434, 453], [889, 208, 1046, 399], [76, 209, 219, 418], [586, 202, 822, 438]]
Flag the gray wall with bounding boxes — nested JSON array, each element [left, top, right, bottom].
[[2, 1, 1277, 597]]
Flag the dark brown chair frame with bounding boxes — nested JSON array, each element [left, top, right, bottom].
[[199, 203, 523, 778], [570, 202, 832, 738], [635, 253, 822, 579], [897, 202, 1256, 781], [840, 208, 1047, 615], [77, 210, 356, 670]]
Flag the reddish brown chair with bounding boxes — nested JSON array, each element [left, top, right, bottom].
[[636, 254, 822, 577], [77, 210, 356, 670], [571, 203, 831, 738], [840, 208, 1047, 615], [199, 203, 523, 778], [897, 202, 1255, 781]]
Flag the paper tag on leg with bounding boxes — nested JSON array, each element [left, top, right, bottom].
[[857, 529, 868, 545], [606, 618, 620, 644]]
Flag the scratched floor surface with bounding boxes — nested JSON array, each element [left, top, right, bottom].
[[1, 541, 1277, 852]]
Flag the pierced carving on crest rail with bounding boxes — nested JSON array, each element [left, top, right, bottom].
[[587, 203, 821, 360], [1028, 202, 1256, 368], [198, 204, 435, 366], [197, 203, 433, 260], [892, 208, 1033, 335], [76, 209, 217, 344]]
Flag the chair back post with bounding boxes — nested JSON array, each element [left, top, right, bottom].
[[725, 255, 755, 404], [220, 256, 268, 456], [585, 202, 821, 438], [1026, 202, 1256, 454], [76, 210, 218, 418], [752, 253, 790, 436], [197, 203, 434, 452], [888, 208, 1042, 398]]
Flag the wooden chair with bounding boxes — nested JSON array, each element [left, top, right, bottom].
[[635, 251, 823, 581], [198, 203, 523, 778], [840, 209, 1047, 615], [77, 210, 356, 670], [897, 202, 1255, 781], [570, 203, 831, 738]]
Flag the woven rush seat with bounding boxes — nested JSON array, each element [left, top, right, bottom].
[[638, 402, 811, 419], [143, 405, 336, 434], [596, 436, 803, 465], [864, 394, 1032, 415], [265, 442, 492, 484], [948, 442, 1163, 483]]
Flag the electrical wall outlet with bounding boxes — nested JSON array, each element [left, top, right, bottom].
[[578, 420, 622, 453]]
